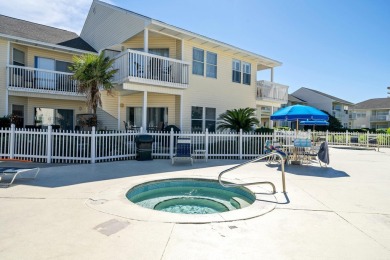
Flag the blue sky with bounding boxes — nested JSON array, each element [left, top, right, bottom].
[[1, 0, 389, 103]]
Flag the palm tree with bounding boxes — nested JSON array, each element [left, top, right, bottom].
[[217, 107, 259, 132], [70, 52, 118, 126]]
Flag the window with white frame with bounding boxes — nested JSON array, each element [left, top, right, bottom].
[[206, 52, 217, 78], [205, 107, 216, 132], [191, 106, 216, 132], [232, 59, 241, 83], [242, 62, 251, 85], [191, 106, 203, 132], [193, 48, 218, 78], [192, 48, 204, 76]]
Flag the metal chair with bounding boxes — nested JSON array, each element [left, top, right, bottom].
[[0, 167, 40, 187]]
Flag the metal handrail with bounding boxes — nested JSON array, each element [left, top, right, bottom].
[[218, 152, 286, 193]]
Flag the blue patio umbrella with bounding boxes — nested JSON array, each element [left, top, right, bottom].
[[271, 105, 329, 130], [271, 105, 329, 121]]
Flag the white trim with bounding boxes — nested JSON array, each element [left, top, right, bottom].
[[150, 20, 282, 67], [5, 41, 10, 115], [118, 95, 121, 130], [181, 40, 184, 61], [143, 28, 148, 52], [142, 91, 147, 131], [179, 94, 183, 130]]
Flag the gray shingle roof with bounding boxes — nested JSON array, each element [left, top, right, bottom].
[[288, 94, 306, 103], [301, 87, 354, 105], [0, 15, 96, 52], [354, 98, 390, 109]]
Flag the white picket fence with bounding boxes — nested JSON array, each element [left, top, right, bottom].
[[0, 125, 389, 164]]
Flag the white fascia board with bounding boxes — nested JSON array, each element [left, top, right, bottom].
[[0, 33, 95, 55], [150, 20, 282, 67]]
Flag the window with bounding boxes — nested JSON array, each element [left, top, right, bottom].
[[12, 105, 24, 128], [192, 48, 204, 76], [206, 52, 217, 78], [13, 49, 25, 66], [242, 62, 251, 85], [35, 108, 74, 130], [205, 107, 216, 132], [232, 59, 241, 83], [191, 106, 203, 132], [126, 107, 168, 129], [193, 48, 218, 78], [191, 106, 216, 132]]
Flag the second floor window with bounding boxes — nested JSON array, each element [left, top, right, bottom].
[[242, 62, 251, 85], [232, 59, 241, 83], [13, 49, 25, 66], [193, 48, 218, 78], [192, 48, 204, 76], [206, 52, 217, 78]]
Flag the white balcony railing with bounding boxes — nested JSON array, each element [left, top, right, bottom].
[[256, 80, 288, 103], [112, 49, 190, 89], [7, 65, 80, 95], [370, 115, 390, 122]]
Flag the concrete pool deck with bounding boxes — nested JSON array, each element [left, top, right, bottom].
[[0, 147, 390, 259]]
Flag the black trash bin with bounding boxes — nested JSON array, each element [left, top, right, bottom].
[[135, 135, 154, 161]]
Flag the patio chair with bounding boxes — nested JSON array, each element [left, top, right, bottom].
[[264, 140, 288, 164], [0, 167, 40, 187], [172, 138, 193, 165], [317, 141, 329, 167]]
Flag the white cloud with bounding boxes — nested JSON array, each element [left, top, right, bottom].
[[0, 0, 100, 34]]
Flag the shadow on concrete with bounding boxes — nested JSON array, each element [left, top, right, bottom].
[[283, 164, 349, 178], [0, 159, 245, 188]]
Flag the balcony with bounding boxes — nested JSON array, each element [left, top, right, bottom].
[[112, 49, 190, 89], [370, 115, 390, 122], [256, 80, 288, 103], [7, 65, 81, 96]]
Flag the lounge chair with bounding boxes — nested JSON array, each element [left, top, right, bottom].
[[172, 138, 193, 165], [0, 167, 40, 187]]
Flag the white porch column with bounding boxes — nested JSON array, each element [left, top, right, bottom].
[[270, 68, 274, 82], [142, 91, 148, 132], [180, 94, 183, 130], [270, 106, 274, 129], [117, 95, 121, 130], [144, 28, 149, 52]]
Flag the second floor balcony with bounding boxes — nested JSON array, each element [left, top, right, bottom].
[[112, 49, 190, 89], [370, 115, 390, 122], [256, 80, 288, 103], [7, 65, 81, 96]]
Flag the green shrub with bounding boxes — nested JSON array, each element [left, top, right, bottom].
[[255, 127, 274, 134], [0, 116, 11, 128]]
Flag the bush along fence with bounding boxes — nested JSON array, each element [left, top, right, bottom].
[[0, 124, 389, 164]]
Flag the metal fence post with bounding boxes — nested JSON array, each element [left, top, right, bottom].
[[239, 129, 243, 160], [9, 124, 15, 159], [91, 127, 96, 163], [346, 130, 349, 146], [169, 128, 174, 159], [326, 130, 329, 143], [47, 125, 52, 163], [366, 131, 369, 148], [205, 128, 209, 161]]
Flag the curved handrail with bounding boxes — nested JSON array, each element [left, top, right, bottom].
[[218, 152, 286, 193]]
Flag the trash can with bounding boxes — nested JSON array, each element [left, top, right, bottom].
[[135, 135, 154, 161]]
